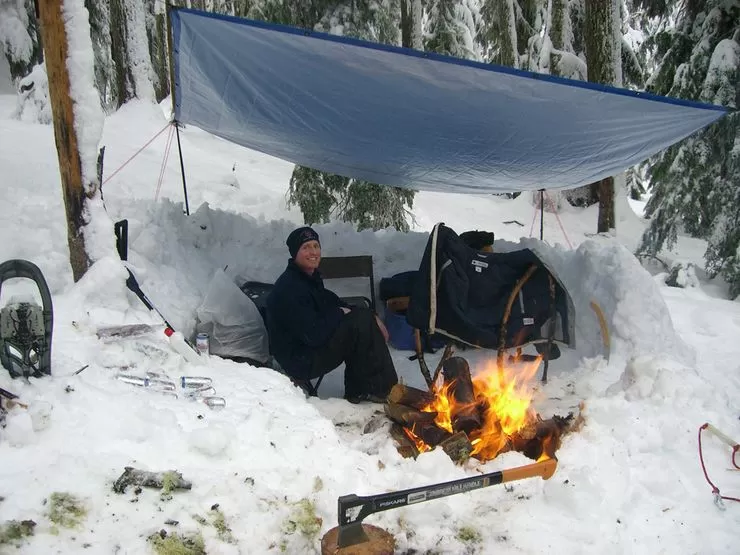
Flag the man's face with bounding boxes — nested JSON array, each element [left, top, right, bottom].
[[295, 239, 321, 273]]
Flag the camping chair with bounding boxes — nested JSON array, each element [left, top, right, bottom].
[[318, 255, 376, 311], [406, 223, 575, 386]]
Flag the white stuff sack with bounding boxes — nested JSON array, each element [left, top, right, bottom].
[[195, 269, 269, 362]]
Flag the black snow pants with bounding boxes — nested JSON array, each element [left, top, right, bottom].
[[309, 308, 398, 398]]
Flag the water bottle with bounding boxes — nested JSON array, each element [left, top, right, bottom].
[[164, 328, 202, 364], [195, 333, 210, 356]]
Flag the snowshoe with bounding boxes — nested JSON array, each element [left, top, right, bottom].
[[0, 259, 53, 379]]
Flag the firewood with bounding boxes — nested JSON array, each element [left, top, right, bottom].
[[508, 415, 573, 460], [389, 423, 420, 459], [411, 421, 453, 447], [385, 403, 437, 427], [387, 384, 435, 410], [442, 357, 482, 435], [439, 431, 473, 464]]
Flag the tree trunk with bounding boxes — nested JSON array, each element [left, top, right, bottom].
[[410, 0, 423, 50], [400, 0, 411, 48], [37, 0, 93, 282], [110, 0, 135, 108], [585, 0, 620, 233], [550, 0, 566, 74], [498, 0, 518, 68], [150, 10, 169, 102]]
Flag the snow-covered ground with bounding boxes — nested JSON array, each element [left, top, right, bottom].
[[0, 95, 738, 554]]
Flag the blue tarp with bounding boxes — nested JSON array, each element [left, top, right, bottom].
[[171, 8, 727, 193]]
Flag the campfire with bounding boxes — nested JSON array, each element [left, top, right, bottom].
[[386, 355, 574, 463]]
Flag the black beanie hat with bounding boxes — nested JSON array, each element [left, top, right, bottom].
[[286, 226, 320, 259]]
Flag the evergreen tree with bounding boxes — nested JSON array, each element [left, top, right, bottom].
[[639, 0, 739, 297], [282, 1, 417, 232], [0, 0, 42, 82], [425, 0, 483, 60]]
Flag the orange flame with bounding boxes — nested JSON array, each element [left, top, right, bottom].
[[420, 354, 542, 461], [403, 425, 432, 453]]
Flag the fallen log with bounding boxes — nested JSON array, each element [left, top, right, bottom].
[[443, 357, 482, 435], [387, 384, 435, 410], [385, 403, 437, 427], [113, 467, 192, 494]]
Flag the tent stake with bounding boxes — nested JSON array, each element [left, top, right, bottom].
[[174, 122, 190, 216]]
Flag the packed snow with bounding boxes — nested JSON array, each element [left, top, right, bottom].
[[0, 91, 738, 554]]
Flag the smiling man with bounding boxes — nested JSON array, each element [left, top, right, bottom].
[[265, 226, 397, 403]]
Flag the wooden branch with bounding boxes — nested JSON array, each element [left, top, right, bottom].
[[385, 402, 437, 427], [431, 343, 455, 385], [497, 264, 538, 381], [442, 357, 481, 435], [414, 329, 433, 389], [113, 467, 192, 494], [387, 384, 435, 410]]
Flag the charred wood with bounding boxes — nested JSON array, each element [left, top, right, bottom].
[[442, 357, 482, 435]]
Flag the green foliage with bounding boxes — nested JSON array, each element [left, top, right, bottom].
[[47, 492, 87, 529], [288, 164, 415, 232], [148, 531, 206, 555], [457, 525, 482, 544], [639, 0, 740, 296], [209, 506, 235, 544], [160, 471, 180, 501], [281, 498, 322, 539], [0, 519, 36, 547]]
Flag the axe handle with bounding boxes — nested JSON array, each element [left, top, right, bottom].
[[339, 458, 557, 529]]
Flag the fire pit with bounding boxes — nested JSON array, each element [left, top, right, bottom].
[[386, 355, 577, 463]]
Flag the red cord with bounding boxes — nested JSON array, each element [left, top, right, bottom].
[[528, 199, 539, 238], [698, 423, 740, 503], [544, 191, 574, 249], [102, 122, 172, 185]]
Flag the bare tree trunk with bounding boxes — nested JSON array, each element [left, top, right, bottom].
[[37, 0, 93, 281], [498, 0, 518, 68], [410, 0, 423, 50], [585, 0, 620, 233], [401, 0, 411, 47], [550, 0, 566, 73]]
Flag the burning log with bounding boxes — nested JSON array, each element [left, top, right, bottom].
[[442, 357, 482, 435], [389, 423, 420, 459], [387, 384, 435, 410], [411, 421, 453, 447], [508, 414, 573, 460], [385, 403, 437, 427]]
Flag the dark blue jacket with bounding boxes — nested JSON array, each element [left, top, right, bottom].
[[265, 260, 346, 379]]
